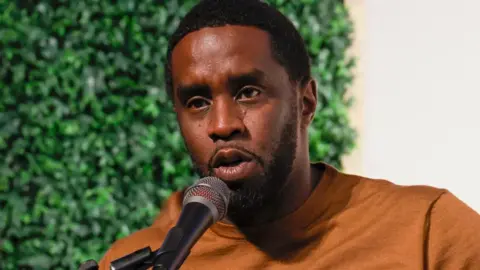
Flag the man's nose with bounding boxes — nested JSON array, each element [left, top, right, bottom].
[[207, 98, 245, 142]]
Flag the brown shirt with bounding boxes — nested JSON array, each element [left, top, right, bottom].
[[99, 163, 480, 269]]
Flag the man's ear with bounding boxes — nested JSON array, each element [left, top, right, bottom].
[[300, 78, 318, 128]]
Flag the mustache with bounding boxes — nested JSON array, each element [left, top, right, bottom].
[[207, 144, 265, 170]]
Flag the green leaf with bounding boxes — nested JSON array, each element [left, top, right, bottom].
[[1, 240, 15, 254]]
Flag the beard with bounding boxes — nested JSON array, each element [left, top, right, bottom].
[[189, 105, 298, 226], [224, 115, 297, 226]]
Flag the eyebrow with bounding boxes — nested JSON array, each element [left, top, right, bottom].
[[176, 83, 211, 103], [175, 68, 267, 102], [227, 68, 267, 91]]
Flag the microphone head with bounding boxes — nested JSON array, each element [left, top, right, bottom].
[[183, 177, 230, 222]]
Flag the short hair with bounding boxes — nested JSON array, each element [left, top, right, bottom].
[[164, 0, 312, 100]]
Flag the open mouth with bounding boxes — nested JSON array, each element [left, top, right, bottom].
[[212, 148, 252, 168], [211, 148, 258, 182], [217, 158, 245, 168]]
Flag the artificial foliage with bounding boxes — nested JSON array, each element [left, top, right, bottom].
[[0, 0, 356, 269]]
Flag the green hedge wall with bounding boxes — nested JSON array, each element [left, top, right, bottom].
[[0, 0, 356, 269]]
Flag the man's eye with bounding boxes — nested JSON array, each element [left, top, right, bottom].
[[237, 87, 260, 100], [186, 98, 209, 109]]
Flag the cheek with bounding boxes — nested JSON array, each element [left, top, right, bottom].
[[245, 103, 290, 154], [178, 116, 213, 165]]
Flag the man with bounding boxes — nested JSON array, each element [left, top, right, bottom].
[[99, 0, 480, 269]]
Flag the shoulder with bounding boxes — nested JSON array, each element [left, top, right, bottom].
[[426, 190, 480, 268], [332, 168, 446, 210], [328, 164, 479, 225], [313, 162, 449, 219], [428, 190, 480, 238], [98, 192, 184, 270]]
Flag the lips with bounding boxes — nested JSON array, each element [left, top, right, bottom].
[[211, 148, 259, 182]]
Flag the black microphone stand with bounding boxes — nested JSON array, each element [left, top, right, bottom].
[[109, 245, 179, 270], [78, 246, 174, 270]]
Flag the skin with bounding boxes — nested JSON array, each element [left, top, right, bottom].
[[170, 25, 321, 226]]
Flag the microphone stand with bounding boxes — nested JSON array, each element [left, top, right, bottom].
[[109, 245, 178, 270]]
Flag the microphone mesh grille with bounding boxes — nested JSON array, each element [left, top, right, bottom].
[[183, 177, 230, 221]]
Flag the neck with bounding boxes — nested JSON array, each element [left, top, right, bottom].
[[269, 152, 319, 222]]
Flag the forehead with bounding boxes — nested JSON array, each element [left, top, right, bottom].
[[171, 25, 288, 88]]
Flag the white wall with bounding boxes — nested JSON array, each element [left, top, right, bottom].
[[344, 0, 480, 212]]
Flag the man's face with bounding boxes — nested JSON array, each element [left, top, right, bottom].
[[171, 25, 299, 224]]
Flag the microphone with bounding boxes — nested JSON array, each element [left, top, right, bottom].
[[152, 176, 230, 270]]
